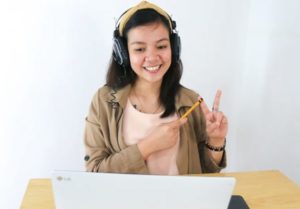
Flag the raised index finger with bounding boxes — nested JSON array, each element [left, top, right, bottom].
[[212, 90, 222, 111]]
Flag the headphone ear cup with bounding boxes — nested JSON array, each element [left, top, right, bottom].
[[171, 33, 181, 62], [113, 35, 129, 67]]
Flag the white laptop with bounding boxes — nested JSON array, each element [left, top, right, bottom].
[[52, 170, 235, 209]]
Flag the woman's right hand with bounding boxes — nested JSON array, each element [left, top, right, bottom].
[[137, 118, 187, 160]]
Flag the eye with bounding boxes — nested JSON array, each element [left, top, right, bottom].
[[157, 45, 168, 50], [134, 48, 145, 52]]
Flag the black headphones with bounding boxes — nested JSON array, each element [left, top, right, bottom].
[[112, 9, 181, 67]]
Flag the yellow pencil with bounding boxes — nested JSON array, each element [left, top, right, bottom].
[[180, 98, 204, 119]]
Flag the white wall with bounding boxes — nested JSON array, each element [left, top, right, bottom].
[[235, 0, 300, 183], [0, 0, 299, 209]]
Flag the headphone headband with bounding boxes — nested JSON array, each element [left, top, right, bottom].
[[117, 1, 173, 37]]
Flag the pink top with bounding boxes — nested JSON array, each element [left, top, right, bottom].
[[123, 99, 179, 175]]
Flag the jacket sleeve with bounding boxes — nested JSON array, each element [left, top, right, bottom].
[[83, 90, 148, 174], [198, 140, 227, 173]]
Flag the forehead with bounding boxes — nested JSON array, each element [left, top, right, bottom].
[[127, 22, 170, 43]]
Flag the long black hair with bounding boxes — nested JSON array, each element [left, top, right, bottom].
[[106, 9, 183, 118]]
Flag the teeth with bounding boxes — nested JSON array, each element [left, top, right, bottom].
[[144, 65, 160, 71]]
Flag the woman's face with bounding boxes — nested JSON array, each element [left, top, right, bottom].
[[127, 22, 172, 86]]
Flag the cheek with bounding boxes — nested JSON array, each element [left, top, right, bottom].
[[129, 54, 142, 67], [163, 49, 172, 63], [128, 50, 141, 62]]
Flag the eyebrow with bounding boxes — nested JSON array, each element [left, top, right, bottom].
[[129, 38, 169, 45]]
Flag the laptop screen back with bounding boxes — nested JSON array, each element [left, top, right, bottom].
[[52, 171, 235, 209]]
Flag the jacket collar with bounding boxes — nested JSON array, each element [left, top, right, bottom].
[[175, 86, 197, 110], [112, 84, 132, 109]]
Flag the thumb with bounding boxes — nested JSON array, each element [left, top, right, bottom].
[[178, 117, 188, 126], [170, 117, 187, 128]]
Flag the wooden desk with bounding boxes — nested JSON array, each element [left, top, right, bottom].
[[20, 170, 300, 209]]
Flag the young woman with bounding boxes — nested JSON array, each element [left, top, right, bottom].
[[84, 1, 228, 175]]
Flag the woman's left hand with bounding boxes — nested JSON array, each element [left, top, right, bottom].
[[200, 90, 228, 146]]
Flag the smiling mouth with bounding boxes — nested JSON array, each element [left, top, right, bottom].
[[143, 65, 162, 72]]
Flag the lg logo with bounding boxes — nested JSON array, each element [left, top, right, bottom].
[[56, 176, 71, 181]]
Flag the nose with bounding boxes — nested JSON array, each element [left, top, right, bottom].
[[145, 48, 159, 62]]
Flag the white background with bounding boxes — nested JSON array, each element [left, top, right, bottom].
[[1, 0, 300, 208]]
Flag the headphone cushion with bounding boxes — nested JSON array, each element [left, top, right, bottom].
[[171, 33, 181, 62], [113, 36, 129, 66]]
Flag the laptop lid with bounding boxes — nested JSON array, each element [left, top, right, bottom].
[[52, 171, 235, 209]]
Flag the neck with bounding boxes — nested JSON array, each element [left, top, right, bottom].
[[133, 80, 161, 97], [130, 80, 163, 114]]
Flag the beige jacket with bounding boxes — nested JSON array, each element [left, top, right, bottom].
[[84, 84, 226, 174]]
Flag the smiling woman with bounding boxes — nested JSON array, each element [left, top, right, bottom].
[[2, 0, 300, 208], [83, 1, 228, 175]]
